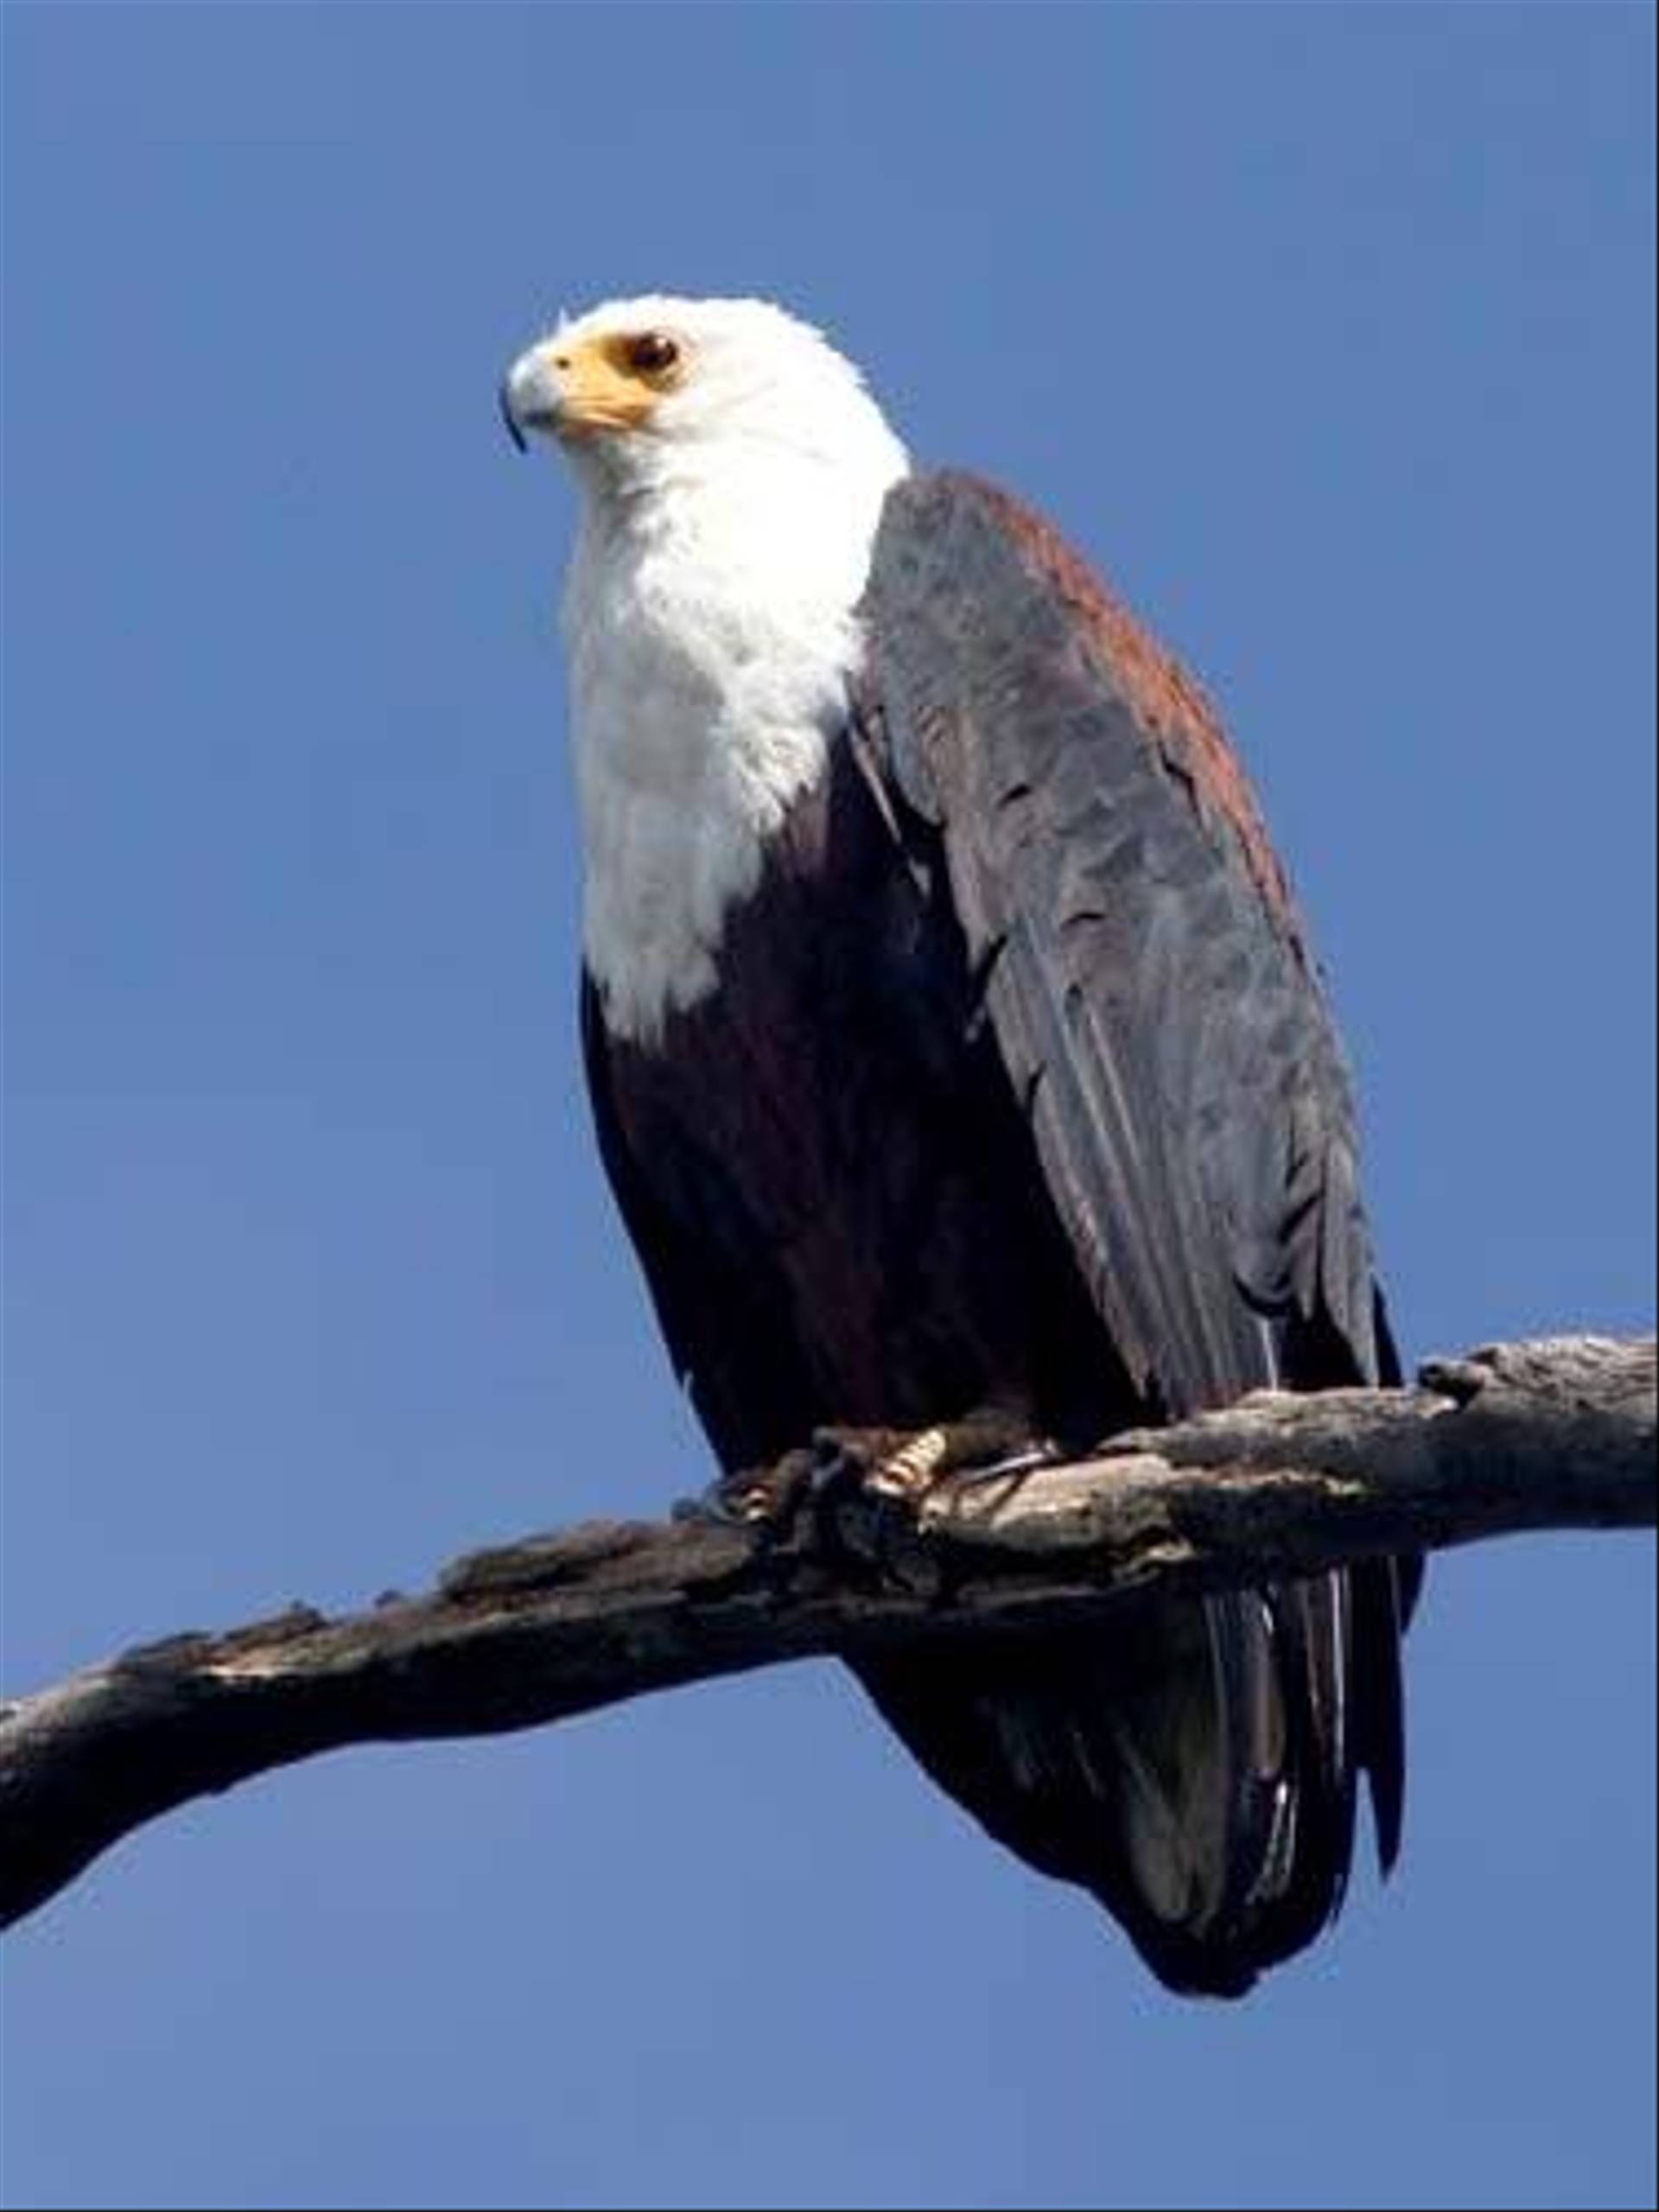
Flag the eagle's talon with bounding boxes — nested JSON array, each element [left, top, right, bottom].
[[807, 1417, 1047, 1509], [683, 1448, 817, 1534], [867, 1426, 951, 1500]]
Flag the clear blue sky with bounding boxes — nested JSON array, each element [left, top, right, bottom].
[[3, 8, 1654, 2209]]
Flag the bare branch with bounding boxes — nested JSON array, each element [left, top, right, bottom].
[[3, 1332, 1652, 1931]]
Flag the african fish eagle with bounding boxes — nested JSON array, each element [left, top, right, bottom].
[[501, 295, 1418, 1997]]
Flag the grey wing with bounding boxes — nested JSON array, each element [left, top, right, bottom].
[[855, 470, 1415, 1990], [864, 472, 1384, 1407]]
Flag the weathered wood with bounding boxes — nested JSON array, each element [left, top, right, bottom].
[[2, 1332, 1651, 1931]]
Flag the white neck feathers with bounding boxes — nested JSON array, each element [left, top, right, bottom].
[[557, 334, 907, 1046]]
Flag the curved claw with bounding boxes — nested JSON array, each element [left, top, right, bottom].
[[811, 1415, 1058, 1507], [677, 1449, 818, 1534]]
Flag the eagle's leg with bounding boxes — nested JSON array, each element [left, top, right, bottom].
[[810, 1407, 1060, 1506], [684, 1446, 820, 1531], [683, 1409, 1057, 1534]]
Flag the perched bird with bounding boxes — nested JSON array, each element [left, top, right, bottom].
[[501, 295, 1417, 1997]]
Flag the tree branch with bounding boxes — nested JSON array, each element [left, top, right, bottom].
[[3, 1332, 1652, 1931]]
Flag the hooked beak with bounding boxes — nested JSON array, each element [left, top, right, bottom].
[[499, 374, 528, 453], [499, 346, 563, 453]]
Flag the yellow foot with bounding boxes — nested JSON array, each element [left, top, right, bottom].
[[680, 1416, 1059, 1536], [810, 1412, 1059, 1509], [868, 1426, 952, 1501], [681, 1447, 817, 1531]]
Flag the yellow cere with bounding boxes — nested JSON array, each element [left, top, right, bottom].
[[544, 327, 685, 435]]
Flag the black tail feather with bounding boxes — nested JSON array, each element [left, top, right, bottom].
[[853, 1556, 1403, 1999]]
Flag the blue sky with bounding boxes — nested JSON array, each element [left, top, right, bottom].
[[2, 7, 1653, 2209]]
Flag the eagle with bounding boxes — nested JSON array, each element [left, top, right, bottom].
[[501, 295, 1418, 1997]]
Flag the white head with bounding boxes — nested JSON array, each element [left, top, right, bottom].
[[501, 292, 907, 504], [502, 296, 910, 1044]]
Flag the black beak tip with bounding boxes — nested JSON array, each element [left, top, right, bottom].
[[499, 377, 527, 454]]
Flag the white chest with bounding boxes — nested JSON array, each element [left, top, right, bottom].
[[562, 490, 881, 1046]]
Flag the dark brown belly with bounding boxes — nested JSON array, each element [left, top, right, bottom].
[[586, 740, 1138, 1467]]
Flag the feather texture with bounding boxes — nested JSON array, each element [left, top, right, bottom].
[[575, 464, 1415, 1994], [854, 474, 1415, 1987]]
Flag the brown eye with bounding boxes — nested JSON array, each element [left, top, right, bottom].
[[626, 331, 680, 376]]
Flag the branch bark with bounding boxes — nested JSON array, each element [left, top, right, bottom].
[[3, 1332, 1652, 1932]]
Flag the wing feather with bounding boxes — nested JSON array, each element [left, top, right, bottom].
[[858, 470, 1414, 1989]]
